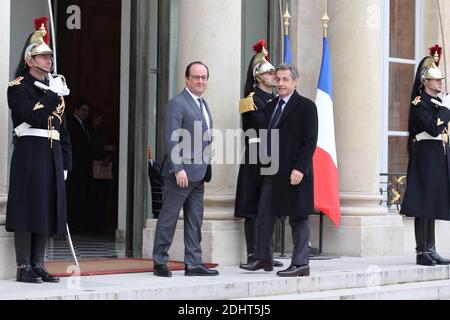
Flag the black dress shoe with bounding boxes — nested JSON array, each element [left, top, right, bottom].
[[428, 250, 450, 265], [32, 265, 60, 283], [273, 260, 284, 268], [239, 259, 273, 272], [16, 265, 42, 284], [153, 264, 172, 277], [416, 251, 436, 266], [185, 264, 219, 276], [277, 265, 310, 277]]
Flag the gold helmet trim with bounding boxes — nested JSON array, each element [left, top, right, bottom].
[[420, 47, 445, 82], [422, 64, 445, 81], [24, 22, 53, 61], [252, 45, 275, 77]]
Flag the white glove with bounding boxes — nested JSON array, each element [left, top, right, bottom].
[[64, 170, 68, 181], [48, 74, 70, 96], [439, 92, 450, 110], [34, 74, 70, 97]]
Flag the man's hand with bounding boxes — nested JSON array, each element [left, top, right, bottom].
[[290, 169, 304, 186], [175, 170, 189, 188]]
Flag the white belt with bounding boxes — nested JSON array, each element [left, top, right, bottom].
[[415, 132, 444, 142], [14, 123, 60, 141], [248, 138, 260, 144]]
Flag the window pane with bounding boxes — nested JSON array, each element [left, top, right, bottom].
[[389, 62, 415, 131], [388, 136, 409, 174], [390, 0, 415, 59]]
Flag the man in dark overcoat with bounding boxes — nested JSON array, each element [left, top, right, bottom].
[[235, 40, 282, 268], [401, 45, 450, 266], [66, 100, 92, 233], [240, 64, 318, 277], [6, 18, 72, 283]]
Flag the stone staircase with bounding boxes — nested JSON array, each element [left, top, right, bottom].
[[248, 279, 450, 300], [0, 255, 449, 300]]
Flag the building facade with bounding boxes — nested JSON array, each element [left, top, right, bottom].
[[1, 0, 450, 279]]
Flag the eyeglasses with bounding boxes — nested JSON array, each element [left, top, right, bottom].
[[189, 75, 208, 81]]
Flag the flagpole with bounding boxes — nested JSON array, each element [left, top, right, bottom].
[[322, 1, 330, 38], [283, 4, 291, 37], [279, 0, 284, 64], [282, 4, 291, 64]]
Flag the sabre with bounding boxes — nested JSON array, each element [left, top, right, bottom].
[[47, 0, 58, 73], [47, 0, 79, 267], [66, 224, 79, 267]]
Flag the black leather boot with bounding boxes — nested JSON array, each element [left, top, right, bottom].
[[427, 250, 450, 265], [16, 265, 42, 283], [14, 232, 41, 283], [244, 219, 257, 263], [32, 265, 60, 283], [416, 251, 436, 266], [423, 220, 450, 264], [29, 234, 59, 282]]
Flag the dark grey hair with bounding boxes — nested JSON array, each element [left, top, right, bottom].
[[276, 64, 299, 80]]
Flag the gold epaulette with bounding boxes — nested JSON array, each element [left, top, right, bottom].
[[412, 96, 421, 106], [239, 92, 256, 114], [8, 76, 24, 87]]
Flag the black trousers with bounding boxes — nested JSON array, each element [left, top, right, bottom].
[[414, 218, 435, 253], [255, 176, 310, 266], [14, 231, 47, 267], [244, 218, 257, 256]]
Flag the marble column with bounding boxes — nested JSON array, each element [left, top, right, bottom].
[[175, 0, 242, 220], [143, 0, 245, 265], [0, 1, 10, 225], [315, 0, 403, 256], [0, 0, 15, 280]]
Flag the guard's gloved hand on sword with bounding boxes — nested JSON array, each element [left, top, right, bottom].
[[34, 73, 71, 97]]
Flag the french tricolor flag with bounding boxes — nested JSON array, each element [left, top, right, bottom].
[[313, 36, 341, 227]]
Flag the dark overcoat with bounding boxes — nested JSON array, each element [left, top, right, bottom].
[[401, 92, 450, 221], [6, 72, 72, 236], [235, 87, 274, 218], [263, 90, 318, 217]]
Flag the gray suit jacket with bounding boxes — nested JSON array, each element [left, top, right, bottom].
[[161, 88, 213, 182]]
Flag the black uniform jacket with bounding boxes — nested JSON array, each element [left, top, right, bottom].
[[262, 90, 318, 217], [401, 92, 450, 221], [6, 72, 72, 236], [235, 87, 275, 218]]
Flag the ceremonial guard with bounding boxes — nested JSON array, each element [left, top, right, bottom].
[[401, 45, 450, 266], [234, 41, 282, 267], [6, 17, 72, 283]]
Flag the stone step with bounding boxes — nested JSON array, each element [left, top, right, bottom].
[[0, 256, 449, 300], [244, 279, 450, 300]]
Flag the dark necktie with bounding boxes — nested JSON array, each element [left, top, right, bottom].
[[267, 99, 285, 157], [198, 98, 210, 129]]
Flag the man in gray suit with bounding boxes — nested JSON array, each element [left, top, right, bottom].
[[152, 61, 218, 277]]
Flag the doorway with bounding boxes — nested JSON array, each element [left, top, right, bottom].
[[56, 0, 121, 242]]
